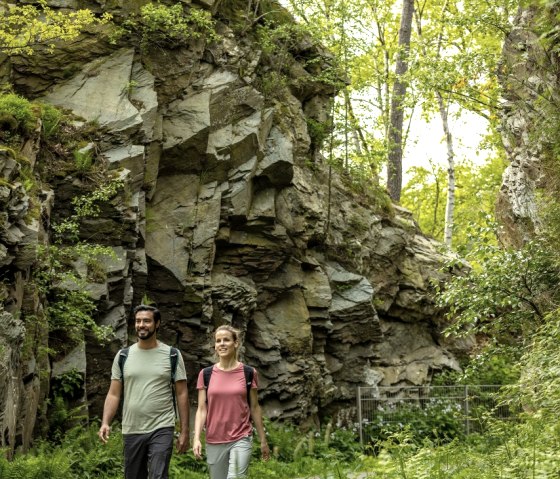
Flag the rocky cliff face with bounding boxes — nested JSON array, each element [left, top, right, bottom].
[[497, 5, 559, 246], [0, 0, 462, 453]]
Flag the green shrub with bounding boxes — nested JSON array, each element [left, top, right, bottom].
[[0, 447, 74, 479], [113, 3, 219, 50], [0, 93, 35, 133], [437, 235, 560, 343], [306, 118, 329, 146], [47, 396, 88, 442], [363, 398, 466, 449], [61, 425, 124, 478], [38, 103, 64, 138], [73, 147, 94, 172]]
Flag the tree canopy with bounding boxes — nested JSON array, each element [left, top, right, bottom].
[[281, 0, 516, 247]]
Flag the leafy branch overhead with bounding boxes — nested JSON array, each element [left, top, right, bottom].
[[0, 0, 111, 56]]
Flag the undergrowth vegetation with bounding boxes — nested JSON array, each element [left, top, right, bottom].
[[2, 405, 560, 478]]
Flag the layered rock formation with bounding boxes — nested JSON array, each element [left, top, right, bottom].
[[497, 6, 558, 246], [0, 0, 463, 453]]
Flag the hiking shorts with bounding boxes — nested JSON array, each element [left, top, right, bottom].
[[123, 426, 174, 479]]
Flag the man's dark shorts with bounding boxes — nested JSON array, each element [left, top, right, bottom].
[[124, 426, 174, 479]]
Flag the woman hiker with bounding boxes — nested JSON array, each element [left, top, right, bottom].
[[193, 325, 270, 478]]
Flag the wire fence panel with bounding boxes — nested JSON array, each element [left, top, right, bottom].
[[357, 385, 517, 444]]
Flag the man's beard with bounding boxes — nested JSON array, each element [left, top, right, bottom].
[[137, 328, 156, 340]]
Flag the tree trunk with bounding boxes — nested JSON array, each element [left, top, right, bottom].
[[387, 0, 414, 202], [437, 92, 455, 247]]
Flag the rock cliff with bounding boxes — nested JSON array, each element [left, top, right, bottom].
[[497, 5, 559, 246], [0, 0, 462, 453]]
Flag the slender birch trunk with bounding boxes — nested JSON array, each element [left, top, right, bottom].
[[437, 92, 455, 247]]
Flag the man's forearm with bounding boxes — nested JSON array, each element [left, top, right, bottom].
[[176, 381, 190, 434], [102, 394, 120, 426]]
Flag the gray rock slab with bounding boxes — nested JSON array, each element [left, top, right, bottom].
[[103, 144, 145, 188], [51, 342, 86, 377], [41, 48, 142, 133]]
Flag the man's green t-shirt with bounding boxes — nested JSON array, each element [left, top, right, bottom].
[[111, 342, 187, 435]]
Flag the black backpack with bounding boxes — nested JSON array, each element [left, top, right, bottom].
[[202, 364, 254, 405], [118, 346, 180, 417]]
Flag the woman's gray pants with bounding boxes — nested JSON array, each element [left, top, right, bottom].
[[206, 436, 253, 479]]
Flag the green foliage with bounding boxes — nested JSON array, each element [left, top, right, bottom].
[[51, 369, 84, 398], [51, 179, 123, 242], [0, 94, 68, 148], [113, 3, 219, 50], [257, 419, 362, 467], [507, 308, 560, 415], [62, 425, 124, 478], [0, 447, 74, 478], [72, 147, 94, 172], [257, 71, 289, 100], [306, 118, 329, 146], [333, 159, 393, 215], [436, 234, 560, 343], [401, 154, 506, 250], [47, 396, 87, 442], [364, 399, 466, 450], [255, 20, 307, 60], [33, 179, 122, 348], [464, 346, 520, 385], [0, 0, 112, 56], [141, 293, 156, 305], [254, 18, 339, 102], [0, 422, 363, 478], [281, 0, 515, 205], [0, 424, 124, 478], [7, 414, 560, 478], [47, 289, 111, 343], [169, 450, 209, 477], [0, 93, 36, 134], [433, 347, 520, 386], [38, 102, 64, 138], [358, 413, 560, 478], [86, 257, 107, 283]]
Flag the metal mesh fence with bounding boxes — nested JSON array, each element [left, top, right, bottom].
[[357, 385, 517, 444]]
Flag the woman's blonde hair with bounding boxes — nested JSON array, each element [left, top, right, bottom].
[[215, 324, 241, 342]]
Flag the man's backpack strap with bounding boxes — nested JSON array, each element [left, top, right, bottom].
[[170, 347, 179, 419], [118, 347, 130, 390], [203, 364, 254, 405]]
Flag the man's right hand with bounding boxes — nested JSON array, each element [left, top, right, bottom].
[[98, 424, 111, 444]]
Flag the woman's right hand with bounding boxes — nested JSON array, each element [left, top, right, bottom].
[[192, 438, 203, 459]]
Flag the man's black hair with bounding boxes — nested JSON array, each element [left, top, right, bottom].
[[133, 304, 161, 323]]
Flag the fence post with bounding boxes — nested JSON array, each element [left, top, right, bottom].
[[357, 386, 363, 445], [465, 385, 470, 435]]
